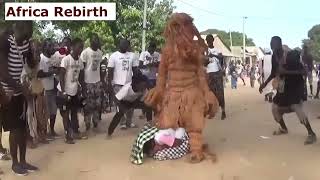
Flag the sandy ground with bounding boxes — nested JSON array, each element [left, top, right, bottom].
[[2, 79, 320, 180]]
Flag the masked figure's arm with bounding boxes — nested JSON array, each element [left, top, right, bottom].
[[144, 54, 168, 107], [196, 55, 218, 117]]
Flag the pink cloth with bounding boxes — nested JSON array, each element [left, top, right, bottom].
[[158, 134, 175, 147]]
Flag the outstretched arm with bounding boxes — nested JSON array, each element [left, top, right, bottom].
[[144, 54, 168, 107]]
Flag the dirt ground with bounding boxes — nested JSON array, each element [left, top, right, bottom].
[[2, 80, 320, 180]]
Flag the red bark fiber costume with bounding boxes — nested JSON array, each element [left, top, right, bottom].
[[144, 13, 218, 163]]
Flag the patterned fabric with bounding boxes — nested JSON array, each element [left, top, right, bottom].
[[36, 92, 49, 140], [153, 135, 189, 161], [84, 82, 103, 126], [100, 87, 110, 113], [131, 124, 159, 165], [1, 35, 31, 96]]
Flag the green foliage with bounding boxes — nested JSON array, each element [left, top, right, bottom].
[[0, 0, 174, 53], [40, 0, 173, 53], [0, 2, 6, 29], [303, 24, 320, 62], [201, 29, 255, 47]]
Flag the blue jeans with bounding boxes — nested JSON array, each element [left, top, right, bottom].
[[148, 79, 156, 88], [231, 76, 238, 89]]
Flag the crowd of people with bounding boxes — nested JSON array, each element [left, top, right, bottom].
[[0, 20, 319, 176], [0, 21, 162, 176]]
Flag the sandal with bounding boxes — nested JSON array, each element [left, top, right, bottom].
[[273, 128, 288, 136]]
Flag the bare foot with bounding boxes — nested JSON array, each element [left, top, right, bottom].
[[273, 128, 288, 136], [202, 144, 217, 163], [188, 152, 205, 164], [105, 135, 112, 140]]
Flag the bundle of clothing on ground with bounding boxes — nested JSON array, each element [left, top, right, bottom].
[[131, 124, 190, 165]]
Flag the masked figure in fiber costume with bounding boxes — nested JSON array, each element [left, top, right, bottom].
[[144, 13, 218, 163]]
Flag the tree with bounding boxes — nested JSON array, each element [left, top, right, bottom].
[[0, 0, 174, 53], [303, 24, 320, 62], [48, 0, 174, 52], [201, 29, 255, 47]]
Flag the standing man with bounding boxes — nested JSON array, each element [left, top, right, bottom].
[[139, 41, 160, 119], [249, 66, 256, 88], [57, 38, 86, 144], [108, 39, 139, 129], [80, 33, 105, 134], [236, 61, 246, 86], [301, 45, 314, 97], [205, 35, 226, 120], [0, 21, 38, 176], [54, 37, 72, 62], [52, 37, 72, 73], [38, 38, 59, 138], [139, 41, 160, 88]]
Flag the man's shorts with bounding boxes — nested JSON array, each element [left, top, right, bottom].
[[45, 89, 57, 116], [0, 95, 26, 132]]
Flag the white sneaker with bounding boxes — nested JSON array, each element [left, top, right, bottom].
[[120, 124, 127, 130], [128, 123, 138, 128]]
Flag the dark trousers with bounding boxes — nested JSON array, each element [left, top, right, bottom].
[[250, 79, 255, 88], [108, 100, 152, 136], [57, 95, 80, 135], [0, 95, 27, 165]]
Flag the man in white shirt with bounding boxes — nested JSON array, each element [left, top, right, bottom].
[[107, 39, 139, 129], [138, 42, 160, 119], [205, 34, 226, 120], [139, 42, 160, 87], [107, 74, 151, 137], [80, 33, 106, 134], [51, 37, 72, 95], [236, 61, 246, 86], [50, 37, 72, 69], [37, 38, 60, 138], [57, 38, 86, 144]]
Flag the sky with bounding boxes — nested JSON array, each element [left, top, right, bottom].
[[173, 0, 320, 49]]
